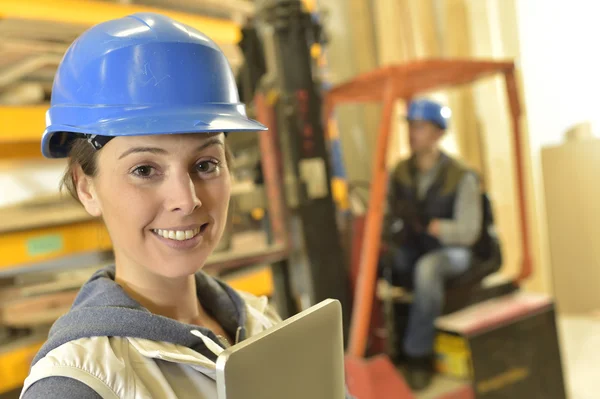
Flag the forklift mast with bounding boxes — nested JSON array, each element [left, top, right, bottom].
[[241, 0, 352, 339]]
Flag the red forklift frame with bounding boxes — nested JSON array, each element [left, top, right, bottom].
[[323, 59, 531, 358]]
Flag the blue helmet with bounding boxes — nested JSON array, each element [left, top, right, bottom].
[[407, 99, 451, 130], [42, 12, 266, 158]]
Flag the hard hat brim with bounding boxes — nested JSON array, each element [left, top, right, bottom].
[[405, 116, 447, 130], [42, 106, 267, 158]]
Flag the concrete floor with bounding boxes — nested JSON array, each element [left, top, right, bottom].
[[412, 315, 600, 399], [415, 376, 470, 399], [557, 316, 600, 399]]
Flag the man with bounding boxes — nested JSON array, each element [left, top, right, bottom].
[[383, 99, 483, 390]]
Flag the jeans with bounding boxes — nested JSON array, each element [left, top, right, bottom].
[[387, 246, 471, 357]]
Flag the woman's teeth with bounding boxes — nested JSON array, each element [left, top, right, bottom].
[[153, 228, 201, 241]]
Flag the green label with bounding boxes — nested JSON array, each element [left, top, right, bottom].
[[27, 235, 64, 257]]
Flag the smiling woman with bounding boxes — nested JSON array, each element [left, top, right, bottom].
[[72, 133, 232, 281], [19, 12, 284, 399]]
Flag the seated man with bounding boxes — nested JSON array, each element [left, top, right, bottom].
[[382, 99, 485, 390]]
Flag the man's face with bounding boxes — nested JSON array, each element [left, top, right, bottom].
[[408, 120, 443, 154]]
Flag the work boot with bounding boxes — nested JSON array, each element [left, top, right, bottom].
[[403, 355, 434, 391]]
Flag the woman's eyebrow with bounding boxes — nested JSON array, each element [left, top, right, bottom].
[[118, 138, 224, 160], [118, 147, 167, 160], [195, 138, 224, 152]]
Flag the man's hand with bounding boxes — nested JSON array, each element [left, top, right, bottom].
[[427, 219, 442, 237]]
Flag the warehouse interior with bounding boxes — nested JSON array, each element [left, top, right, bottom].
[[0, 0, 597, 398]]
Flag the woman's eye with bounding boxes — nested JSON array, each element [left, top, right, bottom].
[[132, 165, 155, 178], [195, 160, 220, 174]]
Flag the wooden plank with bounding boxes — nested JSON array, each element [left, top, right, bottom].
[[204, 243, 288, 274], [0, 290, 77, 327], [0, 195, 95, 234], [0, 267, 96, 300]]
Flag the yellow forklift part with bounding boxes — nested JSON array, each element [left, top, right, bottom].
[[310, 43, 322, 59], [0, 0, 241, 45], [250, 207, 265, 221], [434, 332, 472, 379], [0, 338, 44, 394], [331, 177, 349, 211], [223, 265, 274, 297], [0, 220, 112, 272]]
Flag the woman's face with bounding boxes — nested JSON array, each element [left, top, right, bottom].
[[78, 133, 230, 279]]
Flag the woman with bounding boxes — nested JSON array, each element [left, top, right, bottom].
[[21, 12, 281, 399]]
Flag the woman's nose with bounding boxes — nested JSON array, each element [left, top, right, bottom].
[[165, 173, 201, 215]]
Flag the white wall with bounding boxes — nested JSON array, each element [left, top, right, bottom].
[[516, 0, 600, 146], [515, 0, 599, 293]]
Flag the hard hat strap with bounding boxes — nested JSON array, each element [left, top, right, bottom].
[[86, 134, 114, 151], [84, 132, 227, 152]]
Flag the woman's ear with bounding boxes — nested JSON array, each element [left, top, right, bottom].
[[74, 164, 102, 217]]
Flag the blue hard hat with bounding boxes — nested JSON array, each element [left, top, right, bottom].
[[407, 99, 451, 130], [42, 12, 266, 158]]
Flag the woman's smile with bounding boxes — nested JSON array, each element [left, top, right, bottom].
[[150, 223, 211, 250]]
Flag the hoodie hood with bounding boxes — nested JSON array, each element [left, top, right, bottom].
[[32, 266, 248, 367]]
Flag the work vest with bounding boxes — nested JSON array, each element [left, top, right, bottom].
[[388, 154, 474, 252], [20, 291, 281, 399]]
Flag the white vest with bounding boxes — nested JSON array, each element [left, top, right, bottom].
[[21, 291, 280, 399]]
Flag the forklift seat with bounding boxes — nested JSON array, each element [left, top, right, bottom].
[[446, 229, 502, 290], [377, 234, 502, 310], [442, 231, 503, 314], [376, 230, 505, 362], [377, 192, 504, 313]]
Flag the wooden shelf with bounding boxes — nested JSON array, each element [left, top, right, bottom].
[[0, 195, 93, 234], [0, 220, 112, 273], [0, 198, 111, 272]]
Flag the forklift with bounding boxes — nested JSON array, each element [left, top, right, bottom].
[[325, 60, 529, 358], [239, 1, 566, 398]]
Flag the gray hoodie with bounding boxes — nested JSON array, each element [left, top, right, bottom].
[[22, 266, 251, 398]]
